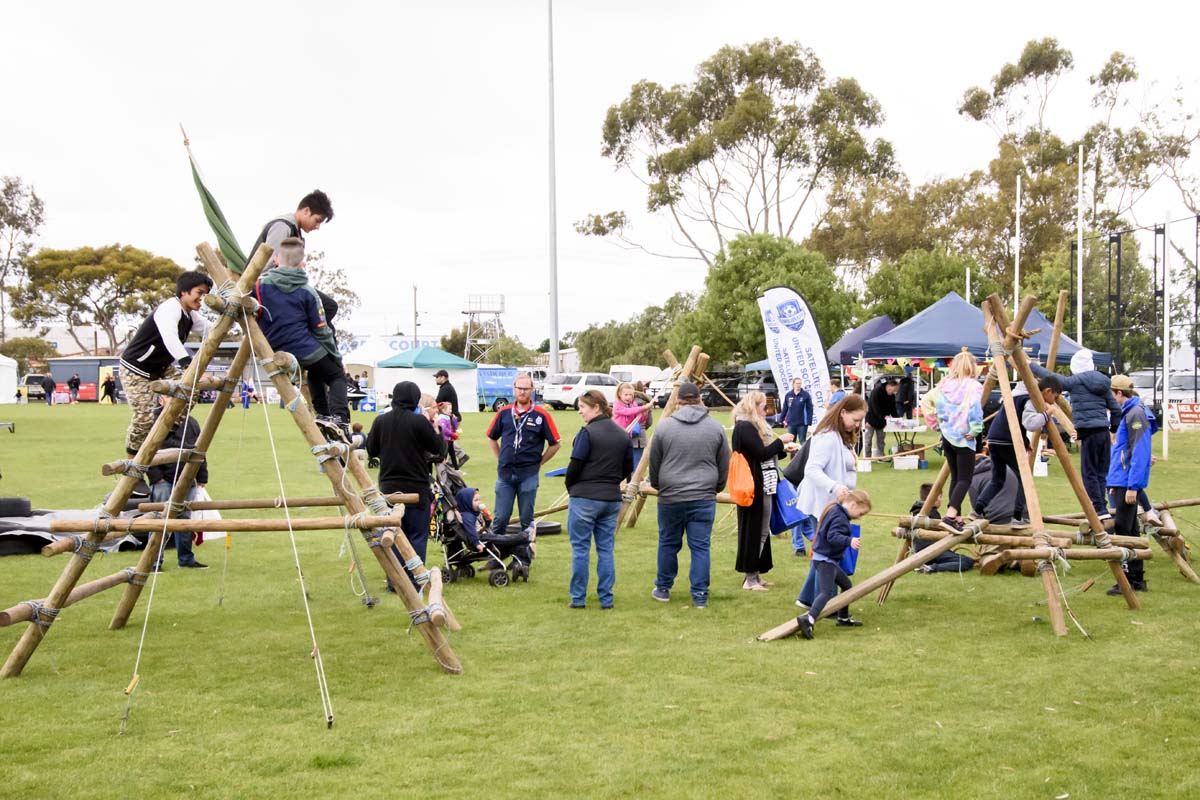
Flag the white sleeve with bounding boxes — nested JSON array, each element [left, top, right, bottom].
[[188, 310, 212, 343], [153, 301, 191, 362]]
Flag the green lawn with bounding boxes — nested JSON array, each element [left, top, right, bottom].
[[0, 401, 1198, 799]]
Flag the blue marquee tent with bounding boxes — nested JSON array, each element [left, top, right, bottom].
[[860, 292, 1111, 368], [826, 315, 895, 365]]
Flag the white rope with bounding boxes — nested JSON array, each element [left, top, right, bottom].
[[120, 355, 204, 734], [217, 396, 248, 607], [246, 326, 335, 727]]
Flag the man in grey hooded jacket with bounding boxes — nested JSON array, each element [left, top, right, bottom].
[[648, 382, 731, 607], [1031, 349, 1121, 518]]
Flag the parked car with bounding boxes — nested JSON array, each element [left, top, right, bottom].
[[21, 374, 48, 401], [737, 372, 778, 401], [541, 372, 619, 410], [646, 367, 677, 400], [518, 366, 549, 398], [1157, 372, 1200, 401]]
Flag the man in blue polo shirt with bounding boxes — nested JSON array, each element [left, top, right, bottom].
[[487, 373, 561, 535]]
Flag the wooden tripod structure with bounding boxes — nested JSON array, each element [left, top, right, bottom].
[[759, 291, 1168, 642], [1, 242, 463, 678]]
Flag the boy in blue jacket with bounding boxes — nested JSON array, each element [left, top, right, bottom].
[[1105, 375, 1156, 594], [798, 489, 872, 639], [254, 237, 349, 442]]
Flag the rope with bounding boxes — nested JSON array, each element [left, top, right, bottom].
[[117, 460, 149, 479], [987, 338, 1012, 358], [360, 487, 389, 515], [341, 515, 376, 607], [22, 600, 60, 628], [405, 556, 431, 586], [408, 606, 432, 628], [244, 321, 335, 728], [120, 353, 204, 734]]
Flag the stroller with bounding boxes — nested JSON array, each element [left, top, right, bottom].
[[432, 462, 534, 588]]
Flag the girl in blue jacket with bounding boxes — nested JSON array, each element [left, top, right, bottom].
[[1105, 376, 1156, 593], [798, 489, 872, 639]]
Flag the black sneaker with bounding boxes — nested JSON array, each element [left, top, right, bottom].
[[794, 548, 807, 557], [1106, 581, 1147, 595], [179, 561, 208, 570], [797, 615, 814, 640], [315, 415, 351, 444], [836, 616, 864, 627], [939, 516, 965, 534]]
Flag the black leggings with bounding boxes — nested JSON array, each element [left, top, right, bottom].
[[305, 354, 349, 423], [809, 560, 852, 621], [942, 438, 975, 514]]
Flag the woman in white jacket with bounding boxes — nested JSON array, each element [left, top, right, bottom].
[[794, 394, 867, 608]]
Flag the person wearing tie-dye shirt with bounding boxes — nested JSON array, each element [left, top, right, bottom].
[[920, 352, 983, 533]]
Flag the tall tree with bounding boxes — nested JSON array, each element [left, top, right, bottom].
[[572, 292, 695, 371], [0, 336, 60, 374], [304, 250, 360, 348], [578, 38, 895, 266], [669, 234, 855, 362], [864, 249, 996, 324], [0, 177, 46, 344], [11, 245, 182, 354]]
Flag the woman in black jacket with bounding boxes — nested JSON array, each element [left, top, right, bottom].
[[565, 391, 632, 609], [732, 391, 797, 590]]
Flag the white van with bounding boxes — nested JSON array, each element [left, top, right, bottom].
[[608, 364, 662, 386]]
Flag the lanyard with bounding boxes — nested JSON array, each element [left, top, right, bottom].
[[512, 405, 532, 450]]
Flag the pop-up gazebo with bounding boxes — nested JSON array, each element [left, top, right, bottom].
[[375, 347, 479, 411]]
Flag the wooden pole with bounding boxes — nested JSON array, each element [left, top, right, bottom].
[[986, 294, 1140, 611], [759, 527, 979, 641], [2, 244, 270, 678], [149, 374, 227, 395], [1026, 289, 1069, 468], [892, 526, 1072, 549], [996, 547, 1153, 562], [137, 492, 418, 513], [101, 449, 189, 476], [47, 514, 414, 535], [986, 310, 1067, 636], [619, 345, 702, 529], [1156, 510, 1200, 583], [0, 569, 134, 627], [240, 313, 461, 674]]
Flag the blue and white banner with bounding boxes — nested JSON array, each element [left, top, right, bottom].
[[757, 286, 832, 415]]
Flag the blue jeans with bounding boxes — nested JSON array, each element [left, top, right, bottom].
[[568, 497, 620, 607], [798, 560, 818, 606], [655, 500, 715, 604], [492, 472, 540, 534], [787, 424, 809, 444], [388, 493, 432, 591], [791, 514, 815, 554], [632, 447, 644, 471], [150, 481, 199, 565]]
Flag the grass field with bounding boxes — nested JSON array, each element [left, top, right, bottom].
[[0, 401, 1198, 799]]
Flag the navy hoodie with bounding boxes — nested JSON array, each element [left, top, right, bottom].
[[455, 487, 483, 549]]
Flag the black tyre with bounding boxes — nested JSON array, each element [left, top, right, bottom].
[[492, 397, 508, 411], [505, 520, 562, 536], [0, 497, 33, 517], [462, 565, 475, 579], [442, 566, 457, 584], [489, 569, 509, 587]]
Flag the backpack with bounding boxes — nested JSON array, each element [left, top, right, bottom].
[[728, 451, 755, 507], [781, 436, 814, 488]]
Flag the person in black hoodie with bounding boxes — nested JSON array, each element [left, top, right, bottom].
[[565, 390, 632, 609], [146, 400, 209, 569], [865, 378, 899, 458], [797, 489, 871, 639], [366, 381, 446, 589]]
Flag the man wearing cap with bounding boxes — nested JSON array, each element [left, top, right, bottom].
[[647, 382, 730, 607], [486, 373, 560, 535], [1105, 374, 1156, 593], [1031, 349, 1122, 519], [435, 369, 460, 421]]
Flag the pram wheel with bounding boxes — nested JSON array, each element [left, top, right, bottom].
[[442, 566, 457, 584], [461, 565, 476, 579], [513, 564, 529, 582], [488, 569, 509, 587]]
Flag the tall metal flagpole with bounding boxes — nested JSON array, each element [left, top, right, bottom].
[[546, 0, 561, 375], [1077, 145, 1085, 342], [1014, 173, 1022, 316]]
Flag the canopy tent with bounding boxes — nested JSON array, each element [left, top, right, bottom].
[[745, 357, 771, 371], [374, 347, 480, 412], [861, 292, 1112, 369], [826, 315, 895, 365], [0, 354, 16, 404]]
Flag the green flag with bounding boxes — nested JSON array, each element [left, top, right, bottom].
[[183, 127, 247, 273]]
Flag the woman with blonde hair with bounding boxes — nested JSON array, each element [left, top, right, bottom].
[[921, 351, 984, 532], [732, 391, 797, 590]]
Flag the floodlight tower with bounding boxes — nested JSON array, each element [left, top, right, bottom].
[[462, 294, 505, 362]]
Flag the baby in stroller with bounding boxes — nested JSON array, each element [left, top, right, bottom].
[[438, 479, 534, 587]]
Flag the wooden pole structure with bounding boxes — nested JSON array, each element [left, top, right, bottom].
[[1, 246, 270, 678], [0, 569, 135, 627], [239, 313, 461, 673], [618, 345, 702, 529], [138, 492, 418, 513], [46, 513, 416, 535], [876, 301, 1039, 606], [1155, 509, 1200, 584], [985, 308, 1067, 635], [893, 526, 1072, 548], [101, 449, 190, 476], [110, 244, 262, 630], [759, 526, 980, 641], [1026, 289, 1070, 468], [985, 295, 1140, 610]]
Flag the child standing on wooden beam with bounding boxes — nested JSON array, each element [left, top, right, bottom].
[[798, 489, 872, 639]]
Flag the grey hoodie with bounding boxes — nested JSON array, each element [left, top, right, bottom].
[[648, 404, 731, 503]]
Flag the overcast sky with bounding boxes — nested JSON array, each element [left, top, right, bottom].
[[3, 0, 1196, 351]]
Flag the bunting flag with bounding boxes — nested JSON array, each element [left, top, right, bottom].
[[182, 126, 247, 272], [757, 286, 832, 415]]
